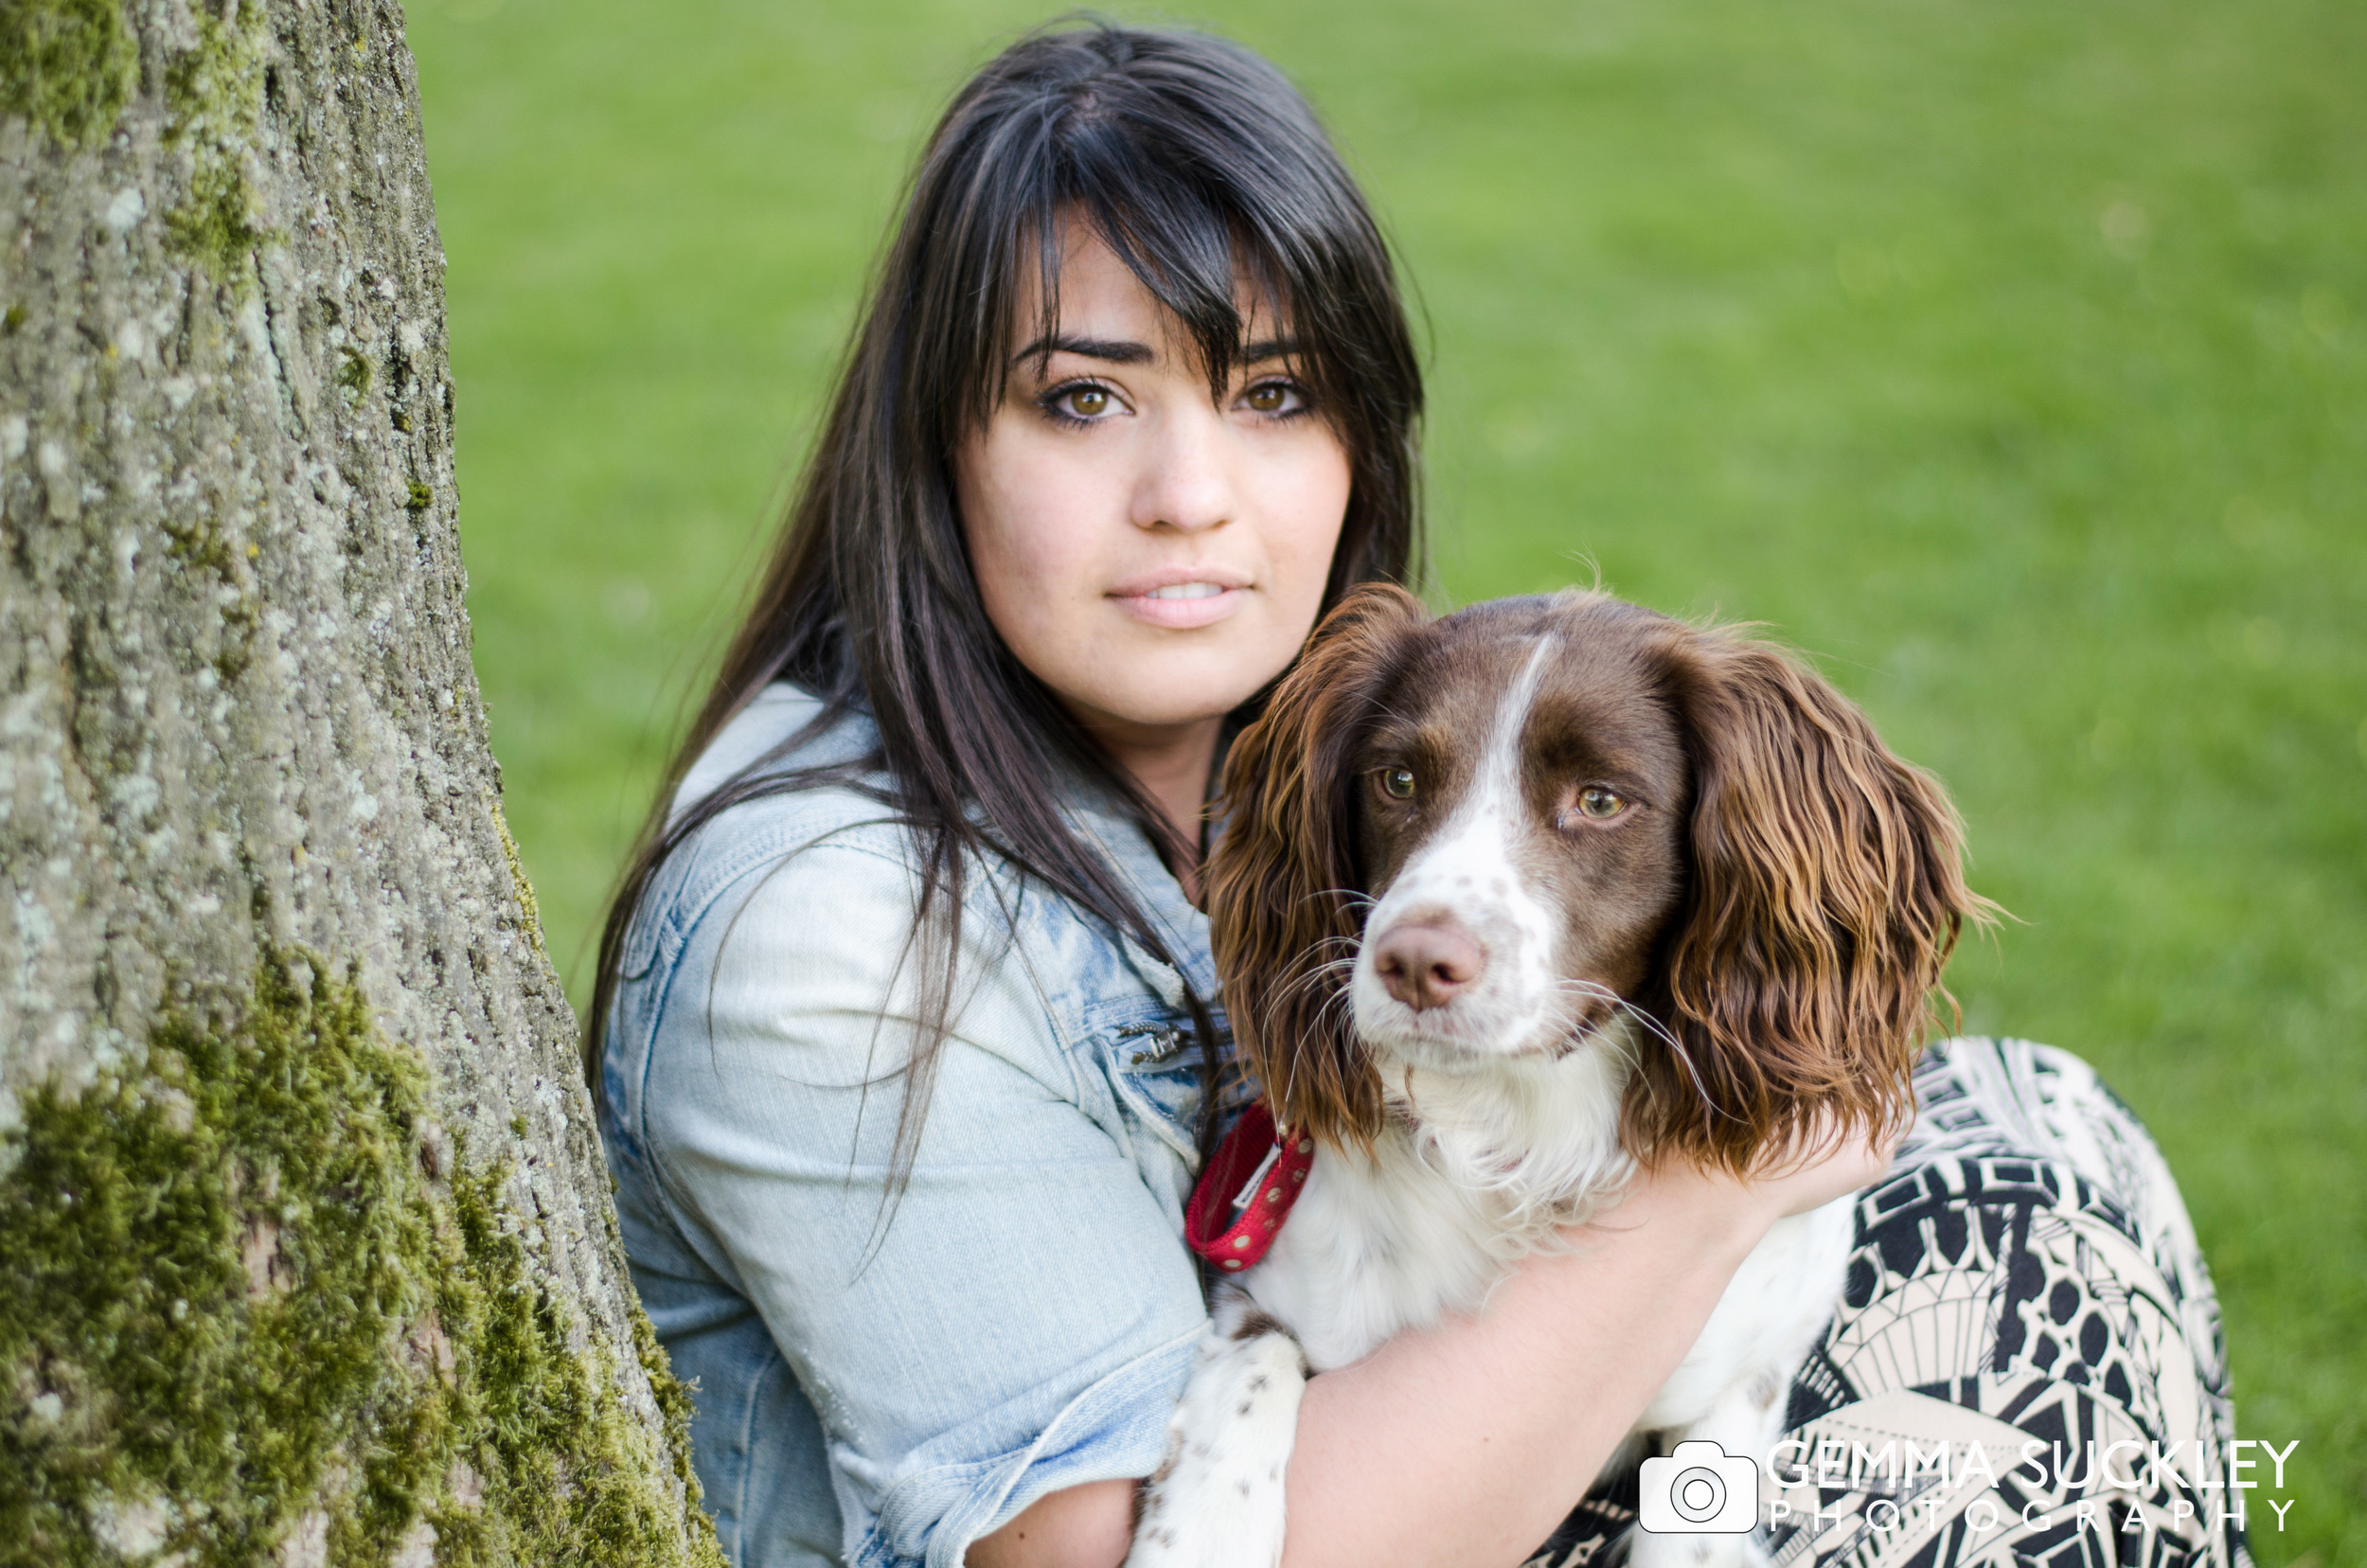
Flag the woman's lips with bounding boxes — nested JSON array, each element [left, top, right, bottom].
[[1109, 572, 1251, 630]]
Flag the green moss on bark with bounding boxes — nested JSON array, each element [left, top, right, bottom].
[[163, 161, 270, 282], [0, 0, 137, 147], [162, 8, 272, 280], [0, 952, 720, 1567]]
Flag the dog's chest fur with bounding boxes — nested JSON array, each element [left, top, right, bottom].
[[1240, 1039, 1639, 1372]]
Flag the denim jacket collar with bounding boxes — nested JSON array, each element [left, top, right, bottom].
[[1060, 790, 1218, 1010]]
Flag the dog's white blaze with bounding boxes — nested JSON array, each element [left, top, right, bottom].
[[1352, 638, 1566, 1056]]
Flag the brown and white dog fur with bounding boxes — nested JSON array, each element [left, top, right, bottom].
[[1127, 587, 1989, 1568]]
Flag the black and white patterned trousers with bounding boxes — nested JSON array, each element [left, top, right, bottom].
[[1532, 1038, 2252, 1568]]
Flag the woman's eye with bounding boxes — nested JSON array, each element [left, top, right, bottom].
[[1575, 786, 1627, 820], [1239, 380, 1305, 417], [1379, 767, 1416, 801], [1058, 384, 1113, 419]]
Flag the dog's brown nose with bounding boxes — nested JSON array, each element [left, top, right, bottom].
[[1372, 920, 1486, 1010]]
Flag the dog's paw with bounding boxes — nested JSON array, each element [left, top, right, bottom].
[[1126, 1325, 1308, 1568]]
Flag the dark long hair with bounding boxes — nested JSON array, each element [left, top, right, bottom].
[[586, 19, 1424, 1187]]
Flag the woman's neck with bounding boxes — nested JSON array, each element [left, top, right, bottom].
[[1075, 711, 1222, 898]]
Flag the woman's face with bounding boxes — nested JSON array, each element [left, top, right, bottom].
[[953, 228, 1353, 748]]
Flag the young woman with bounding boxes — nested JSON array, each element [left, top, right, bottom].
[[592, 24, 2250, 1568]]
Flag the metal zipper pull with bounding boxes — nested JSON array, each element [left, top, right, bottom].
[[1119, 1024, 1185, 1065]]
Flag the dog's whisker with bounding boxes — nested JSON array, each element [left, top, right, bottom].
[[1312, 982, 1361, 1030], [1278, 947, 1354, 985], [1297, 887, 1378, 917], [1539, 980, 1732, 1123], [1273, 971, 1343, 1011]]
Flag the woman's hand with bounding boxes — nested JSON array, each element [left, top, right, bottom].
[[1753, 1114, 1900, 1216], [1727, 1111, 1901, 1218], [1587, 1113, 1896, 1260]]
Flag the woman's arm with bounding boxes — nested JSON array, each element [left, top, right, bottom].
[[969, 1131, 1889, 1568]]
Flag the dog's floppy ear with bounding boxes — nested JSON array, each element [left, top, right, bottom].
[[1628, 628, 1997, 1173], [1207, 582, 1426, 1149]]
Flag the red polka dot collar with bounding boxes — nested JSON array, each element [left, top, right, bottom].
[[1184, 1101, 1315, 1273]]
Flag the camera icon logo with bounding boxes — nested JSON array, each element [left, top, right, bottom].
[[1637, 1439, 1760, 1535]]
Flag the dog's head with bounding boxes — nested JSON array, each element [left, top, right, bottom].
[[1207, 583, 1992, 1172]]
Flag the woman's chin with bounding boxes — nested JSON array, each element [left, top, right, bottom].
[[1054, 637, 1293, 734], [1066, 676, 1267, 737]]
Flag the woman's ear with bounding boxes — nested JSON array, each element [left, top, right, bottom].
[[1207, 582, 1426, 1149], [1627, 629, 1999, 1173]]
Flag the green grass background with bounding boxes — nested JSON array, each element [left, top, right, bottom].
[[406, 0, 2364, 1558]]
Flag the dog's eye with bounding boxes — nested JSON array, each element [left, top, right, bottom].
[[1379, 767, 1416, 801], [1575, 786, 1627, 819]]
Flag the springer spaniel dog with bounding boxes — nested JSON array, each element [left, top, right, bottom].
[[1128, 586, 1990, 1568]]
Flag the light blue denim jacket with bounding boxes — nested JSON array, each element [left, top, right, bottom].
[[600, 685, 1224, 1568]]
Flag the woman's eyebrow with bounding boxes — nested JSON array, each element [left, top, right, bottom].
[[1006, 334, 1304, 368], [1010, 333, 1155, 366]]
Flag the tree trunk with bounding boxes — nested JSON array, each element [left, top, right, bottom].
[[0, 3, 721, 1563]]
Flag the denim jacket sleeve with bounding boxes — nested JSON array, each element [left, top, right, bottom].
[[605, 778, 1212, 1568]]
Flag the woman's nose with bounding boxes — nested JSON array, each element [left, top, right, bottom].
[[1130, 405, 1237, 534]]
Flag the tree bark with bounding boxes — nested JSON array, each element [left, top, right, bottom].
[[0, 3, 720, 1563]]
